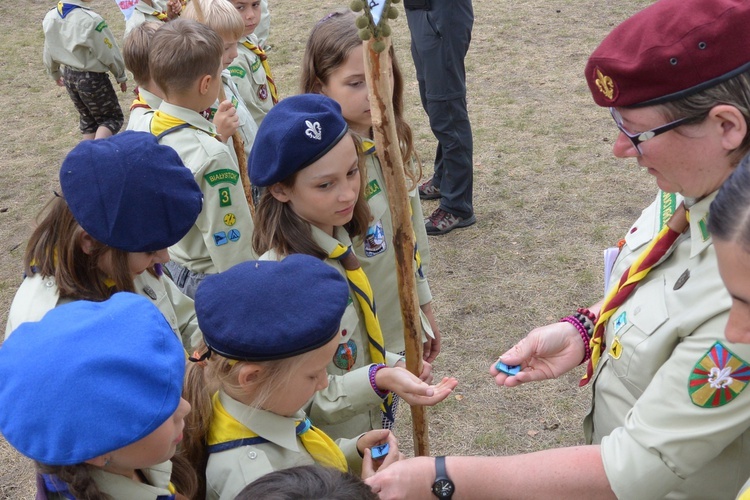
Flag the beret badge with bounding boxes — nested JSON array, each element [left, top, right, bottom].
[[305, 120, 323, 141], [594, 68, 617, 101]]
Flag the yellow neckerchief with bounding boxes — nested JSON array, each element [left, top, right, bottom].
[[361, 138, 424, 277], [149, 110, 212, 139], [240, 40, 279, 104], [150, 9, 168, 21], [206, 393, 347, 472], [328, 244, 395, 422], [130, 88, 150, 111]]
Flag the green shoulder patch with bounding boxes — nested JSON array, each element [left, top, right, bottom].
[[204, 169, 239, 186], [228, 66, 246, 79], [364, 179, 381, 200], [250, 58, 262, 73], [95, 20, 108, 32], [689, 341, 750, 408]]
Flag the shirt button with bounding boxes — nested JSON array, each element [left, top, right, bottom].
[[248, 451, 257, 459], [45, 280, 54, 288]]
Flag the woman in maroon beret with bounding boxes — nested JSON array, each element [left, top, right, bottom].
[[366, 0, 750, 498]]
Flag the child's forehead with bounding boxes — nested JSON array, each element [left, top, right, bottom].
[[230, 0, 260, 7]]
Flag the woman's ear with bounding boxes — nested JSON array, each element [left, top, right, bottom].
[[269, 183, 291, 203], [711, 104, 747, 152], [237, 363, 263, 390], [79, 230, 96, 255]]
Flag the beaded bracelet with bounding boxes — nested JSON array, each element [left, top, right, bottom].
[[369, 363, 390, 399], [561, 316, 592, 365], [573, 312, 594, 336]]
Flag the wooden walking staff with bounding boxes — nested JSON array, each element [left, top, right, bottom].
[[352, 0, 429, 457], [188, 0, 255, 216]]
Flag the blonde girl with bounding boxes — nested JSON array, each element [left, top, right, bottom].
[[248, 94, 457, 442], [301, 10, 441, 363]]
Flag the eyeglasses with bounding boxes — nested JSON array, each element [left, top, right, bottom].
[[609, 107, 702, 155]]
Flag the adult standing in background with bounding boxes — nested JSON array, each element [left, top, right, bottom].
[[404, 0, 475, 236]]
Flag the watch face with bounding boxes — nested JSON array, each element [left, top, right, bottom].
[[432, 478, 455, 498]]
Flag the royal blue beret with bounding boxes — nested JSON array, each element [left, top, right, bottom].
[[195, 255, 349, 361], [0, 293, 185, 465], [248, 94, 349, 187], [60, 131, 203, 252], [586, 0, 750, 108]]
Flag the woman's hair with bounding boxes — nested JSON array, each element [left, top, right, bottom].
[[252, 133, 371, 257], [36, 455, 197, 499], [235, 464, 379, 500], [708, 153, 750, 249], [182, 342, 320, 497], [300, 9, 421, 189], [23, 197, 139, 300], [657, 69, 750, 165]]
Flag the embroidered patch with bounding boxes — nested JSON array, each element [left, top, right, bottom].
[[103, 37, 112, 49], [594, 68, 616, 101], [347, 296, 353, 306], [613, 311, 627, 333], [219, 187, 232, 207], [213, 231, 228, 246], [659, 191, 677, 230], [228, 66, 246, 78], [609, 336, 622, 359], [250, 58, 261, 73], [95, 20, 108, 32], [230, 95, 239, 109], [689, 342, 750, 408], [305, 120, 322, 141], [365, 220, 387, 257], [698, 217, 710, 242], [223, 213, 236, 226], [204, 169, 239, 186], [227, 229, 241, 242], [258, 84, 268, 101], [333, 339, 357, 370], [364, 179, 382, 200]]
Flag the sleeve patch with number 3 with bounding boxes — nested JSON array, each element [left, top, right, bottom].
[[219, 187, 232, 207]]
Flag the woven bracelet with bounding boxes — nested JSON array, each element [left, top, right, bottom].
[[369, 363, 390, 398], [561, 316, 592, 365]]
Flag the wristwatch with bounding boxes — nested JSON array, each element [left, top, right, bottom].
[[431, 456, 455, 499]]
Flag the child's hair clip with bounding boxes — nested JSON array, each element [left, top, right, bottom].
[[189, 349, 211, 367], [316, 12, 341, 26]]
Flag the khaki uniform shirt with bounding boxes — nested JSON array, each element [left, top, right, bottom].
[[5, 272, 200, 350], [43, 0, 127, 82], [205, 392, 361, 500], [207, 70, 259, 162], [47, 461, 173, 499], [155, 101, 257, 274], [260, 226, 401, 441], [126, 88, 161, 132], [124, 0, 168, 38], [354, 151, 433, 353], [227, 34, 273, 127], [585, 191, 750, 499]]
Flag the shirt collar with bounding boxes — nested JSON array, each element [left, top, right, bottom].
[[157, 101, 217, 137]]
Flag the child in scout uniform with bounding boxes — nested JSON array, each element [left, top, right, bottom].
[[43, 0, 128, 140], [183, 0, 259, 162], [183, 256, 402, 500], [124, 0, 181, 38], [5, 131, 203, 351], [367, 0, 750, 498], [124, 22, 164, 132], [148, 18, 257, 298], [302, 10, 441, 367], [226, 0, 277, 126], [0, 293, 195, 498], [249, 94, 458, 442]]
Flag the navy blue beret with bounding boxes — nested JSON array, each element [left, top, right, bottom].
[[195, 255, 349, 361], [248, 94, 349, 187], [0, 292, 185, 465], [60, 131, 203, 253]]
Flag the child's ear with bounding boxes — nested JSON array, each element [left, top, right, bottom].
[[237, 363, 263, 389], [269, 183, 291, 202], [79, 231, 96, 255], [199, 74, 212, 96], [84, 455, 108, 468]]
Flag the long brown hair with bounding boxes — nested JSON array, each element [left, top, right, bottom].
[[23, 197, 136, 300], [301, 9, 421, 189], [252, 133, 371, 257]]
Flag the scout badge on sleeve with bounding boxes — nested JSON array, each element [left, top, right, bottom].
[[689, 342, 750, 408]]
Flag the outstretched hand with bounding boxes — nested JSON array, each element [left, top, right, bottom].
[[377, 367, 457, 406], [490, 321, 585, 387]]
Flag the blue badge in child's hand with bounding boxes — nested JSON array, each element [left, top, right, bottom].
[[371, 443, 390, 460], [495, 360, 521, 376]]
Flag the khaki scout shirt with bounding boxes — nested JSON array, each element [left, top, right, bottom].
[[43, 0, 127, 83], [49, 461, 173, 499], [227, 34, 273, 127], [207, 70, 259, 162], [260, 226, 402, 441], [126, 87, 161, 132], [5, 272, 200, 350], [585, 191, 750, 499], [205, 392, 361, 500], [124, 0, 168, 38], [354, 151, 433, 353], [155, 101, 257, 274]]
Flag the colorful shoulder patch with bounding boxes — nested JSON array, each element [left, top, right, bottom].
[[689, 342, 750, 408], [228, 66, 246, 79]]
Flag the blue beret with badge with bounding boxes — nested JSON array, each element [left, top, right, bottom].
[[195, 255, 349, 361], [248, 94, 349, 187], [60, 131, 203, 253], [0, 292, 185, 465]]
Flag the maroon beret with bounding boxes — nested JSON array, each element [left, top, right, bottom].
[[585, 0, 750, 108]]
